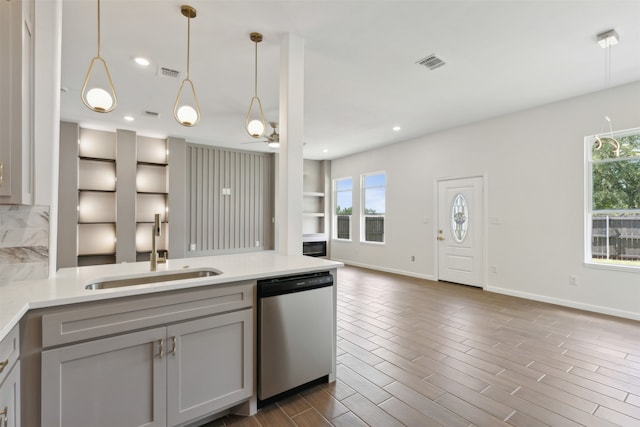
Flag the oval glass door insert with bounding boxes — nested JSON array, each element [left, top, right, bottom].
[[451, 193, 468, 243]]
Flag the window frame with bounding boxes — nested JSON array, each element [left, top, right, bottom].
[[360, 171, 386, 245], [333, 176, 353, 241], [585, 127, 640, 272]]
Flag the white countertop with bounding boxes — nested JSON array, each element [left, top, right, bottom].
[[0, 251, 343, 342]]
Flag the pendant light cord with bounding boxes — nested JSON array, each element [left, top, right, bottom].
[[186, 14, 191, 79], [254, 40, 258, 97], [97, 0, 101, 57]]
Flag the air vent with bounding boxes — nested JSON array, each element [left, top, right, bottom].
[[143, 110, 160, 118], [158, 66, 180, 79], [416, 54, 445, 70]]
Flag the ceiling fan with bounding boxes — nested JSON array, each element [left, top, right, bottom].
[[243, 121, 280, 148]]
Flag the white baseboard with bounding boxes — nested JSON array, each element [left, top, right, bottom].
[[332, 258, 436, 282], [485, 285, 640, 321]]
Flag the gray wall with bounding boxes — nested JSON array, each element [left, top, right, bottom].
[[186, 144, 274, 255]]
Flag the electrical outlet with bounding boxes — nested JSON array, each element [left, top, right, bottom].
[[411, 255, 415, 262], [189, 243, 196, 251], [570, 275, 578, 286], [491, 265, 497, 273]]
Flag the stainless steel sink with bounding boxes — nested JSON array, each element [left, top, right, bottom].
[[85, 269, 221, 290]]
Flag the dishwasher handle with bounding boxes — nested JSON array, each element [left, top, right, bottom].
[[258, 272, 333, 298]]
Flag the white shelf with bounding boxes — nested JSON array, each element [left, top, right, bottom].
[[78, 191, 116, 223], [135, 222, 168, 253], [303, 192, 325, 197], [77, 223, 116, 256], [78, 159, 116, 191], [136, 164, 168, 193], [78, 128, 116, 160], [137, 136, 167, 164], [136, 193, 168, 223]]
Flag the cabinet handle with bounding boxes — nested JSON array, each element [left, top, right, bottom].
[[0, 359, 7, 374], [157, 339, 164, 359], [0, 406, 7, 427], [170, 336, 176, 355]]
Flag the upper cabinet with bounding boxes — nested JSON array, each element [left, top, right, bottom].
[[0, 0, 35, 205]]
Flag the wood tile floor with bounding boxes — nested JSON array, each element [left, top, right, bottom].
[[210, 265, 640, 426]]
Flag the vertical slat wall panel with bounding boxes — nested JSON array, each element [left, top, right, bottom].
[[186, 144, 274, 253]]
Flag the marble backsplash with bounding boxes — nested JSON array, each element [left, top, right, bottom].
[[0, 205, 49, 282]]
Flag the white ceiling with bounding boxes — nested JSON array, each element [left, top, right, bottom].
[[60, 0, 640, 160]]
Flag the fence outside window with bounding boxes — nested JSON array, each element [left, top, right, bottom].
[[591, 215, 640, 262], [336, 215, 351, 240], [364, 216, 384, 243]]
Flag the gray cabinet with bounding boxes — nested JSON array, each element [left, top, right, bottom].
[[0, 0, 34, 205], [0, 325, 20, 427], [41, 327, 166, 427], [167, 310, 252, 426], [41, 308, 253, 427], [0, 361, 20, 427]]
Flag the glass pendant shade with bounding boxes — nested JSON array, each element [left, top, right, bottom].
[[267, 141, 280, 149], [246, 96, 266, 137], [81, 57, 117, 112], [247, 119, 265, 136], [174, 5, 200, 127], [81, 0, 117, 113], [174, 78, 200, 126]]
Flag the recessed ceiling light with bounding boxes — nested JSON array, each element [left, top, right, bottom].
[[134, 57, 150, 66], [392, 126, 401, 131], [322, 149, 328, 153], [123, 115, 135, 122]]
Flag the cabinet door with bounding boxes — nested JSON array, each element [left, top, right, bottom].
[[0, 0, 13, 197], [0, 0, 33, 203], [0, 361, 20, 427], [42, 328, 166, 427], [166, 309, 253, 426]]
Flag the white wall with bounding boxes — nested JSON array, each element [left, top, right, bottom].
[[331, 80, 640, 320]]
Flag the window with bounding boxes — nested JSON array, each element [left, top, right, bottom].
[[587, 130, 640, 268], [334, 177, 352, 240], [362, 172, 386, 243]]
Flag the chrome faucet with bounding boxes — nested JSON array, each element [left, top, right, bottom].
[[150, 213, 166, 271]]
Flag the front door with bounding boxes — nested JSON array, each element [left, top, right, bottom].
[[437, 176, 484, 287]]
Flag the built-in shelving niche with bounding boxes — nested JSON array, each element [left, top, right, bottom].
[[76, 128, 117, 266], [302, 160, 330, 244], [135, 136, 169, 262], [302, 192, 326, 236], [70, 127, 170, 266]]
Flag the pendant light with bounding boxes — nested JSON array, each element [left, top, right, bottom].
[[245, 32, 267, 138], [594, 29, 620, 157], [81, 0, 117, 113], [174, 5, 201, 127]]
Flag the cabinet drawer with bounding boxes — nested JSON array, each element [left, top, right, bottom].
[[42, 281, 254, 347], [0, 325, 19, 386]]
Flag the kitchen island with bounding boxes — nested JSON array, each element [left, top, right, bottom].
[[0, 251, 342, 427]]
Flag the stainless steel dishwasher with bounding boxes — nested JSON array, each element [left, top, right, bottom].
[[257, 271, 333, 404]]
